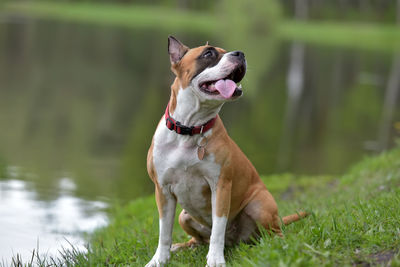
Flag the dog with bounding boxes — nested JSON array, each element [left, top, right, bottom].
[[145, 36, 308, 267]]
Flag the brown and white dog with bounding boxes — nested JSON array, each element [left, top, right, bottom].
[[146, 36, 307, 267]]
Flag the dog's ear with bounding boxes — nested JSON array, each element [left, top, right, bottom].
[[168, 36, 189, 65]]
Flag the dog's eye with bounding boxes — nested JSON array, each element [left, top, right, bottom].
[[203, 50, 213, 58]]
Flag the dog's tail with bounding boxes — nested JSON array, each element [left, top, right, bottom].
[[282, 211, 308, 225]]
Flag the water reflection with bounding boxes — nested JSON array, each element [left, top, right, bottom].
[[378, 54, 400, 150], [0, 20, 399, 200], [278, 42, 305, 170], [0, 173, 108, 263]]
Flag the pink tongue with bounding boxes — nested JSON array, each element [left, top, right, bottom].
[[214, 79, 237, 99]]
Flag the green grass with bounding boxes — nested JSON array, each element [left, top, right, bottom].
[[12, 148, 399, 266]]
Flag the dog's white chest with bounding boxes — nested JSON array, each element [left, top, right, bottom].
[[152, 123, 221, 222]]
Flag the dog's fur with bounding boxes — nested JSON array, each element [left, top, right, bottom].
[[145, 36, 307, 267]]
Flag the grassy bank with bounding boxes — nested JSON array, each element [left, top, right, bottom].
[[1, 2, 215, 33], [278, 21, 400, 52], [18, 148, 399, 266], [3, 2, 400, 52]]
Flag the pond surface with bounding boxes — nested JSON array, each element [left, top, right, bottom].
[[0, 17, 399, 262], [0, 176, 107, 264]]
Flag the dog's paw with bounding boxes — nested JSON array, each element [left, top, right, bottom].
[[170, 243, 184, 253], [206, 252, 226, 267], [145, 259, 166, 267], [171, 238, 203, 253], [145, 256, 169, 267], [145, 248, 170, 267]]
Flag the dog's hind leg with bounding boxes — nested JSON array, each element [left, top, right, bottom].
[[171, 210, 211, 252], [243, 189, 283, 237]]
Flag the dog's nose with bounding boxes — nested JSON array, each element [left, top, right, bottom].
[[231, 51, 245, 59]]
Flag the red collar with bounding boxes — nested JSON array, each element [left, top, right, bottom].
[[165, 103, 217, 136]]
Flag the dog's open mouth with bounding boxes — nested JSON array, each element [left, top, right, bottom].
[[199, 64, 246, 99]]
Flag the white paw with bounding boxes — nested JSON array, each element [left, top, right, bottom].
[[145, 259, 166, 267], [206, 252, 226, 267], [145, 248, 170, 267], [145, 256, 169, 267]]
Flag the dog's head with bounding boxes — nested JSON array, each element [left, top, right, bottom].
[[168, 36, 246, 102]]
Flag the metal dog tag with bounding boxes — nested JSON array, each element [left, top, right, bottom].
[[197, 146, 205, 160], [197, 136, 208, 160]]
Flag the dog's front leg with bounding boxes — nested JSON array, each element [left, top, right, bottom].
[[206, 177, 232, 267], [146, 185, 176, 267]]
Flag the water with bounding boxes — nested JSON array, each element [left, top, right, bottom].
[[0, 18, 399, 262], [0, 172, 107, 263]]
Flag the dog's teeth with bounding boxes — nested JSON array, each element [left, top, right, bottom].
[[238, 84, 242, 89]]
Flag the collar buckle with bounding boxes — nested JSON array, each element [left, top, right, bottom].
[[176, 121, 194, 136]]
